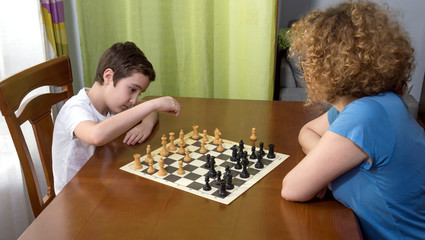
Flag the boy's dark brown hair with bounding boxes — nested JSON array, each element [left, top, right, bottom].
[[94, 41, 155, 85]]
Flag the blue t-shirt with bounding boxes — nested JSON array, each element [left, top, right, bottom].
[[327, 92, 425, 240]]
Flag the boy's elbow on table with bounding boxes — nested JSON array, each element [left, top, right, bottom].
[[82, 129, 110, 146], [91, 136, 108, 147]]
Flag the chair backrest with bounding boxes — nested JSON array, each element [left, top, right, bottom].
[[0, 56, 74, 218]]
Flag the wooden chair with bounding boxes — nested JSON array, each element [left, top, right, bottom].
[[0, 56, 74, 218]]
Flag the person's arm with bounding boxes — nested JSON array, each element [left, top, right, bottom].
[[281, 130, 369, 202], [74, 96, 180, 146], [123, 110, 158, 145], [298, 111, 330, 154]]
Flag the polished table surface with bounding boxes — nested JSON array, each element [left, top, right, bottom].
[[19, 97, 361, 240]]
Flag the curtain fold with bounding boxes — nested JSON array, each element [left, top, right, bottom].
[[76, 0, 276, 100], [40, 0, 68, 57]]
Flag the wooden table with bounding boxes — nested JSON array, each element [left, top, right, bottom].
[[19, 97, 362, 240]]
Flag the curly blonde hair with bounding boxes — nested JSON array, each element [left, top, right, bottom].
[[288, 0, 414, 105]]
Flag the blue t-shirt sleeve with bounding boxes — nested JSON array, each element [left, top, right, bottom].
[[327, 100, 395, 169]]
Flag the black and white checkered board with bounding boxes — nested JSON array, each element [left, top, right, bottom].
[[120, 131, 289, 205]]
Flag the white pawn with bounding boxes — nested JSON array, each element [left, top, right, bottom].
[[147, 158, 156, 174], [217, 139, 224, 152], [200, 140, 207, 154], [157, 157, 167, 176], [177, 160, 185, 175], [168, 132, 177, 151], [160, 134, 169, 157], [202, 129, 209, 142], [184, 148, 191, 162], [250, 127, 257, 147]]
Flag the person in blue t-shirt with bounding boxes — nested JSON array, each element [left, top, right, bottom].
[[280, 1, 425, 239]]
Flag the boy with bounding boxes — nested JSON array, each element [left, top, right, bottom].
[[280, 1, 425, 239], [52, 42, 180, 194]]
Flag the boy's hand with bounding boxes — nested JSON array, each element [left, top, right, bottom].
[[151, 96, 181, 116], [122, 96, 179, 145], [123, 122, 152, 145]]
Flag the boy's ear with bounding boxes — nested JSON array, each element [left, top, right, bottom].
[[103, 68, 114, 85]]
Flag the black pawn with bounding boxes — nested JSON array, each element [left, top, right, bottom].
[[219, 179, 228, 197], [205, 154, 211, 168], [250, 146, 257, 159], [240, 160, 250, 178], [243, 151, 248, 160], [225, 165, 231, 176], [267, 144, 276, 159], [242, 151, 249, 166], [208, 157, 217, 177], [234, 156, 242, 169], [255, 154, 264, 169], [215, 171, 222, 186], [258, 142, 265, 157], [225, 173, 234, 190], [239, 140, 244, 153], [203, 176, 211, 191]]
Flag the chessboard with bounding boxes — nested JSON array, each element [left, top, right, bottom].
[[120, 129, 289, 205]]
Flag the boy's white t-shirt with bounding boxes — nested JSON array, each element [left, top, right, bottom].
[[52, 88, 111, 194]]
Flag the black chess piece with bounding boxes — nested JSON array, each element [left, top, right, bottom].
[[237, 150, 243, 160], [243, 151, 248, 160], [230, 146, 237, 162], [242, 152, 249, 166], [215, 171, 222, 186], [250, 146, 257, 159], [225, 172, 234, 190], [219, 179, 228, 197], [231, 145, 238, 155], [239, 159, 250, 178], [267, 144, 276, 159], [208, 157, 217, 177], [203, 176, 211, 191], [258, 142, 265, 157], [239, 140, 244, 153], [255, 154, 264, 169], [225, 165, 231, 176], [234, 156, 242, 169], [205, 154, 211, 168]]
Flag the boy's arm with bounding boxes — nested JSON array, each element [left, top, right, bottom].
[[74, 96, 179, 146], [123, 110, 158, 145]]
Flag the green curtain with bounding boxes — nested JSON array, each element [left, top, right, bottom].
[[76, 0, 276, 100]]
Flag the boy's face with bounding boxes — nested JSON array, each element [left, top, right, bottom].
[[104, 71, 150, 114]]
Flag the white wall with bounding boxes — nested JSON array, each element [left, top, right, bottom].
[[278, 0, 425, 102]]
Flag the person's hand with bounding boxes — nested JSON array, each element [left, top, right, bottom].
[[150, 96, 180, 116], [123, 122, 152, 145]]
